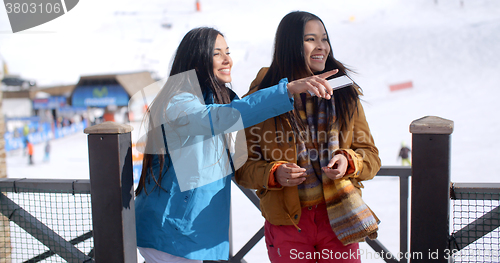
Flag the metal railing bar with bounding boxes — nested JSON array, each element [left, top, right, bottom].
[[365, 238, 400, 263], [231, 178, 260, 210], [399, 173, 409, 263], [230, 226, 264, 263], [0, 192, 93, 263], [377, 166, 411, 177], [24, 231, 93, 263], [451, 183, 500, 200], [450, 205, 500, 251], [0, 178, 91, 194]]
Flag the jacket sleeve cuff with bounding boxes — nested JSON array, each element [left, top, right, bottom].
[[279, 78, 294, 101], [263, 161, 287, 190], [335, 149, 359, 178], [268, 163, 284, 188]]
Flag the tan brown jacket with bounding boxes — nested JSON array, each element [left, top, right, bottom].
[[235, 68, 381, 226]]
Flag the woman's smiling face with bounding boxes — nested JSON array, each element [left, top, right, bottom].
[[213, 34, 233, 83], [303, 20, 330, 73]]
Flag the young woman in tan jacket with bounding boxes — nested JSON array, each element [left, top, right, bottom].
[[235, 11, 381, 262]]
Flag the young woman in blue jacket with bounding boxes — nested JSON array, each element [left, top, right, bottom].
[[134, 27, 338, 263]]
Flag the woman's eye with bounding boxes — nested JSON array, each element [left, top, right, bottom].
[[214, 53, 220, 56], [226, 52, 231, 55], [305, 38, 314, 41]]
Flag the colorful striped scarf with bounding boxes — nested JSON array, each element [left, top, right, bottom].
[[294, 93, 379, 245]]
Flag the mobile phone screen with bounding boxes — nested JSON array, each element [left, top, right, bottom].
[[328, 75, 353, 91]]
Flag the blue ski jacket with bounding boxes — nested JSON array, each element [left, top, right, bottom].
[[135, 78, 293, 261]]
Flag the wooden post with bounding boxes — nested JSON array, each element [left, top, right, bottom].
[[85, 122, 137, 263], [409, 116, 453, 262]]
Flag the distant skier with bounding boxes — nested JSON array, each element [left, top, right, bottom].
[[23, 124, 29, 138], [398, 142, 411, 166], [44, 141, 51, 162], [23, 124, 30, 156], [26, 139, 34, 165]]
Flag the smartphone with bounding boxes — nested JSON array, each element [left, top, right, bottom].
[[308, 75, 353, 96], [328, 75, 353, 90]]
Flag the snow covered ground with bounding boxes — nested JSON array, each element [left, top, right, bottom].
[[2, 0, 500, 262]]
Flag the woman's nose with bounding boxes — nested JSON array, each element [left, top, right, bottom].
[[222, 55, 231, 64], [317, 42, 325, 50]]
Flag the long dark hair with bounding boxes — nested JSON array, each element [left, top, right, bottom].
[[257, 11, 359, 134], [136, 27, 232, 196]]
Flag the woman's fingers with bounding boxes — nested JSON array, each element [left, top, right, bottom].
[[276, 163, 306, 186], [308, 78, 332, 99], [314, 69, 338, 97], [305, 81, 323, 97], [326, 154, 340, 168], [283, 164, 306, 179], [323, 168, 344, 180], [315, 77, 333, 96], [288, 79, 330, 99], [310, 80, 327, 98], [287, 69, 338, 99], [286, 177, 306, 185], [322, 154, 348, 180], [317, 69, 338, 80], [287, 79, 320, 97]]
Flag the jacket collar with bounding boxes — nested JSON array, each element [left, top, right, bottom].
[[202, 86, 238, 105]]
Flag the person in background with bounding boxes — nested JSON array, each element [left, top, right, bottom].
[[44, 141, 51, 162], [236, 11, 381, 263], [398, 141, 411, 166], [23, 123, 29, 138], [134, 26, 337, 263], [103, 107, 115, 122], [22, 124, 30, 157], [26, 139, 34, 165]]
